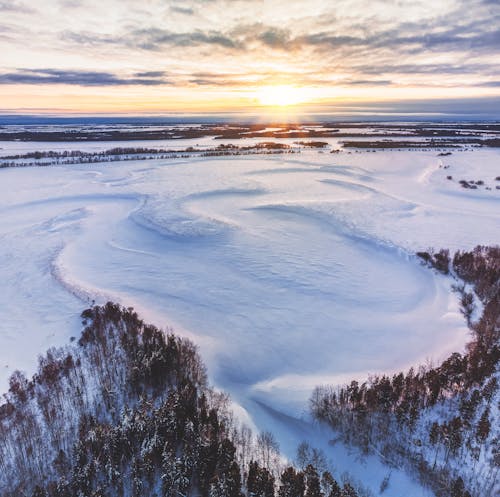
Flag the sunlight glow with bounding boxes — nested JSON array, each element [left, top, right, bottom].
[[256, 85, 313, 107]]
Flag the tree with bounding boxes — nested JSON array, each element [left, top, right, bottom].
[[341, 482, 358, 497], [321, 472, 341, 497], [296, 443, 327, 475], [257, 431, 280, 471], [482, 377, 497, 402], [247, 461, 275, 497], [278, 467, 305, 497], [304, 465, 323, 497], [450, 477, 465, 497], [476, 408, 491, 443], [32, 486, 47, 497], [8, 370, 30, 403], [212, 439, 243, 497], [446, 417, 463, 458]]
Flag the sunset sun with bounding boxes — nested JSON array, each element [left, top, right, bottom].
[[256, 85, 311, 107]]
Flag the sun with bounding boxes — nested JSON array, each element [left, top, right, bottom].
[[256, 85, 310, 107]]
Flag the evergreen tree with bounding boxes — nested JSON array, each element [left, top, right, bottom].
[[304, 464, 323, 497], [450, 477, 465, 497], [320, 471, 342, 497], [32, 486, 47, 497], [248, 461, 275, 497], [278, 467, 305, 497], [475, 408, 491, 443], [341, 482, 358, 497]]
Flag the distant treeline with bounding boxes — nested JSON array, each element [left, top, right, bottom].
[[341, 139, 500, 149], [0, 122, 499, 142], [0, 143, 301, 168], [2, 147, 179, 160]]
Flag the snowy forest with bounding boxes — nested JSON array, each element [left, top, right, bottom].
[[311, 246, 500, 497], [0, 248, 498, 497], [1, 303, 359, 497]]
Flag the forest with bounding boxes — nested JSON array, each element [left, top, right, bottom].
[[311, 246, 500, 497], [1, 303, 361, 497], [1, 247, 498, 497]]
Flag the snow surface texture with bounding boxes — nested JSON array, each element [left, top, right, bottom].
[[1, 146, 499, 496]]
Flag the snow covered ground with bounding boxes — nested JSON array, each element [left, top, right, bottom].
[[0, 145, 499, 495]]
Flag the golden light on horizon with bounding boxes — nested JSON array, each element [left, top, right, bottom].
[[1, 79, 498, 116], [256, 85, 313, 107]]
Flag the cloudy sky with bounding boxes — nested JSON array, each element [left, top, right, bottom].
[[0, 0, 499, 115]]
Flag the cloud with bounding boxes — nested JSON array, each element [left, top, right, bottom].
[[57, 3, 500, 63], [2, 0, 498, 98], [353, 63, 498, 76], [60, 31, 119, 47], [124, 28, 241, 50], [134, 71, 167, 78], [294, 24, 500, 56], [61, 27, 243, 51], [58, 0, 85, 7], [226, 23, 295, 49], [390, 28, 500, 53], [188, 78, 222, 86], [0, 68, 170, 86], [342, 79, 392, 86], [0, 1, 34, 13], [170, 6, 195, 15], [256, 27, 292, 48], [299, 32, 362, 49]]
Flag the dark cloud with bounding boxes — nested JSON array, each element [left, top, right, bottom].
[[187, 71, 247, 86], [354, 63, 498, 76], [188, 78, 219, 85], [227, 23, 295, 49], [0, 1, 34, 13], [299, 32, 362, 49], [134, 71, 167, 78], [63, 23, 295, 53], [0, 69, 170, 86], [170, 6, 195, 15], [60, 31, 119, 47], [188, 77, 252, 87], [295, 24, 500, 56], [343, 79, 392, 86], [59, 5, 500, 62], [127, 28, 241, 50], [389, 28, 500, 53], [61, 27, 242, 51], [256, 27, 292, 48]]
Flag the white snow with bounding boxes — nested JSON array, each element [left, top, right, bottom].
[[0, 145, 499, 496]]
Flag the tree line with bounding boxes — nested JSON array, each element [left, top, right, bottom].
[[311, 246, 500, 497]]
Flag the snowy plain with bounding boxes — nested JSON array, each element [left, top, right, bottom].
[[0, 141, 499, 496]]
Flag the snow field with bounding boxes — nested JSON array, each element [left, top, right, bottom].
[[1, 147, 499, 495]]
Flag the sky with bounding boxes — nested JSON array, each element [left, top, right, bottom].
[[0, 0, 499, 116]]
